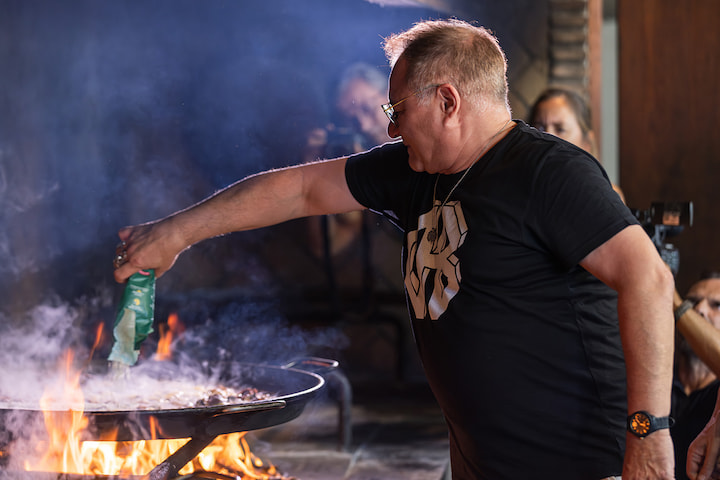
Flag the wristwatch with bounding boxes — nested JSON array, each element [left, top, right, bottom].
[[626, 410, 675, 438]]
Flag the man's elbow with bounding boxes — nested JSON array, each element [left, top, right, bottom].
[[646, 257, 676, 299], [616, 253, 675, 302]]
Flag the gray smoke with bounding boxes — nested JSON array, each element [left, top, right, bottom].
[[0, 0, 440, 315]]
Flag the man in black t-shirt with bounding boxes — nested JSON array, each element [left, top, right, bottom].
[[113, 19, 676, 480], [346, 122, 633, 478]]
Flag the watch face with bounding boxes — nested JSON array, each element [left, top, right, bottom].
[[630, 412, 652, 436]]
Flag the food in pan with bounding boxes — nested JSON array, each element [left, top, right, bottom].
[[0, 375, 275, 412]]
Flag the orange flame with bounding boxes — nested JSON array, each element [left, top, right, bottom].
[[18, 323, 287, 479], [155, 312, 185, 361], [89, 322, 105, 360], [28, 350, 89, 474]]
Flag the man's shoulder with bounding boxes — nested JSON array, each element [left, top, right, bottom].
[[346, 140, 411, 178], [352, 139, 406, 159]]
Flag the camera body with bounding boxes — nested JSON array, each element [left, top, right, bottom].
[[630, 201, 693, 275], [324, 127, 369, 158]]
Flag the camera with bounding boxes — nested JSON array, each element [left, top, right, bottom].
[[630, 201, 693, 276], [324, 126, 368, 158]]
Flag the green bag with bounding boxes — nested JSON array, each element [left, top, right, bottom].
[[108, 269, 156, 366]]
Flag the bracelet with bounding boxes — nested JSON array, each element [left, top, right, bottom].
[[674, 299, 695, 323]]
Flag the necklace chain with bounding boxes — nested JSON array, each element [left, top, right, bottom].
[[428, 119, 513, 242]]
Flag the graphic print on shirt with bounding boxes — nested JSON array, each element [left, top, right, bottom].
[[405, 201, 468, 320]]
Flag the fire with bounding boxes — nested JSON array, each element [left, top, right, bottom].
[[89, 322, 105, 360], [29, 350, 88, 474], [18, 318, 288, 479], [155, 312, 185, 361], [28, 430, 282, 477]]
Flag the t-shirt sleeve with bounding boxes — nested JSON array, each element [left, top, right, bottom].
[[527, 147, 638, 269], [344, 141, 419, 230]]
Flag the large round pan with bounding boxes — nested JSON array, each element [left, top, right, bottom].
[[1, 358, 332, 442]]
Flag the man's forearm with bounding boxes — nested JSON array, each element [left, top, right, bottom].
[[114, 157, 363, 282], [616, 263, 676, 478], [579, 225, 675, 414], [617, 267, 675, 416], [170, 168, 307, 246], [170, 157, 361, 247]]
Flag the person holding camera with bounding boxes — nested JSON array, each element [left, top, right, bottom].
[[334, 62, 392, 148], [113, 19, 676, 479], [302, 62, 401, 284]]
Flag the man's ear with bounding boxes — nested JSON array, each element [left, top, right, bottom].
[[437, 83, 461, 123]]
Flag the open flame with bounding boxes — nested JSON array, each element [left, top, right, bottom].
[[28, 431, 282, 478], [155, 312, 185, 361], [18, 315, 288, 479], [29, 350, 88, 474]]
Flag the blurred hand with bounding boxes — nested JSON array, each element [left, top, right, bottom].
[[688, 411, 720, 480]]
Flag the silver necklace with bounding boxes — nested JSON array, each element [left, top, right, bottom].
[[427, 119, 513, 243]]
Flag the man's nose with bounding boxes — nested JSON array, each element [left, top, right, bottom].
[[388, 121, 400, 139], [694, 299, 710, 319]]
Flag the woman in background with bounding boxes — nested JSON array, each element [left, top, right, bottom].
[[529, 87, 625, 203]]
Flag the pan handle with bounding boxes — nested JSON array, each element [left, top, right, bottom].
[[213, 399, 287, 416], [282, 356, 339, 373]]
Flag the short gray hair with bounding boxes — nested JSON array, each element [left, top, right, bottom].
[[383, 19, 509, 110]]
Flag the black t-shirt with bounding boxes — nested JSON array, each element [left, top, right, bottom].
[[672, 379, 720, 480], [345, 121, 636, 479]]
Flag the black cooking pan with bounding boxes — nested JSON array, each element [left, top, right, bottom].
[[1, 358, 333, 442], [93, 358, 331, 442], [1, 358, 335, 480]]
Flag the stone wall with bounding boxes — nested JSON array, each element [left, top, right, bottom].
[[476, 0, 593, 120]]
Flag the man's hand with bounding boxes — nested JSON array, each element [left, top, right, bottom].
[[110, 157, 362, 283], [623, 432, 675, 479], [688, 409, 720, 480], [113, 217, 187, 283]]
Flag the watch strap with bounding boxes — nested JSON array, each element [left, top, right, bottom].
[[654, 414, 674, 429], [674, 299, 695, 323]]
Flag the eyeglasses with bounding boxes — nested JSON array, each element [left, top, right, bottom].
[[381, 84, 440, 125]]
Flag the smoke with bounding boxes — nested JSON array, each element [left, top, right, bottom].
[[0, 1, 445, 470], [0, 292, 113, 402], [169, 299, 349, 368], [0, 0, 441, 314], [0, 0, 437, 415], [0, 291, 348, 407]]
